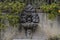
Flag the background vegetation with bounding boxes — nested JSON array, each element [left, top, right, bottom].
[[0, 0, 25, 29], [40, 3, 60, 20]]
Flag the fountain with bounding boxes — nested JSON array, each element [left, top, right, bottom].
[[20, 4, 39, 39]]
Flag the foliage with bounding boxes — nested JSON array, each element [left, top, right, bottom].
[[48, 35, 60, 40], [40, 3, 60, 20], [0, 23, 7, 29], [7, 14, 20, 26], [0, 1, 25, 29]]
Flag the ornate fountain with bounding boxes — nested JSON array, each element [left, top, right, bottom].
[[20, 4, 39, 39]]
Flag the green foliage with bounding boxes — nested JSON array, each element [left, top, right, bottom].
[[40, 3, 60, 20], [0, 1, 25, 29], [7, 14, 20, 26], [0, 2, 25, 14], [0, 23, 7, 29]]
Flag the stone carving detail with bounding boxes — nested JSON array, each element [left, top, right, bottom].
[[20, 13, 39, 23], [20, 4, 39, 23]]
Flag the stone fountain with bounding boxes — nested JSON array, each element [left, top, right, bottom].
[[20, 4, 39, 39]]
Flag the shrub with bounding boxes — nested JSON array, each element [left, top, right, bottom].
[[0, 1, 25, 29], [40, 3, 60, 20]]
